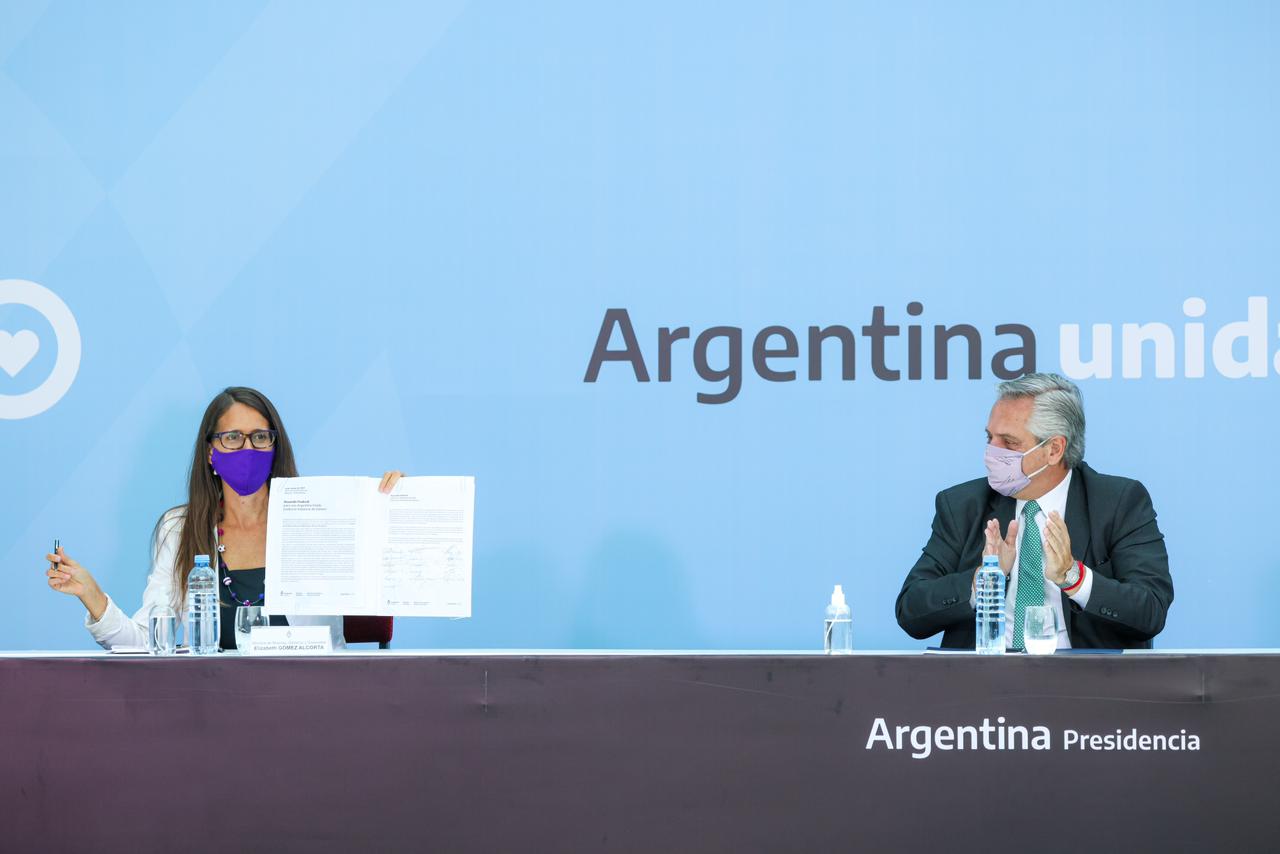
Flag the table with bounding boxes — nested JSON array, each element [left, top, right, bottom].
[[3, 650, 1277, 853]]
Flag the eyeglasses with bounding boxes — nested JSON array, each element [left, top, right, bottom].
[[208, 429, 277, 451]]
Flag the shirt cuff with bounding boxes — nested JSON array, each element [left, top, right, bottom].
[[1067, 565, 1094, 608]]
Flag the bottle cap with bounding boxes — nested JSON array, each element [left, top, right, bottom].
[[830, 584, 847, 608], [195, 554, 210, 566], [982, 554, 1000, 567]]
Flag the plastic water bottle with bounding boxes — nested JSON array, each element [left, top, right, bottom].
[[824, 584, 853, 655], [975, 555, 1006, 655], [148, 604, 177, 656], [185, 555, 220, 654]]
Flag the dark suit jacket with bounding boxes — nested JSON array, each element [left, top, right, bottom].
[[895, 462, 1174, 649]]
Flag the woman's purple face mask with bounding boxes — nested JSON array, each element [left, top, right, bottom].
[[211, 446, 275, 496]]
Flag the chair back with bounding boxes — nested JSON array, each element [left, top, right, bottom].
[[343, 616, 393, 649]]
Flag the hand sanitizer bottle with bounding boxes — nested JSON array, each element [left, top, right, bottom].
[[824, 584, 853, 655]]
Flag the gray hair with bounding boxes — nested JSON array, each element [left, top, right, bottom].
[[996, 373, 1086, 469]]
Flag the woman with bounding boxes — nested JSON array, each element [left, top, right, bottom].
[[45, 386, 402, 650]]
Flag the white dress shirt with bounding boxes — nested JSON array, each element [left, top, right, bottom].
[[85, 507, 345, 650], [1005, 469, 1093, 649]]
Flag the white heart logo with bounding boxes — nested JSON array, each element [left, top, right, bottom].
[[0, 329, 39, 378], [0, 280, 81, 420]]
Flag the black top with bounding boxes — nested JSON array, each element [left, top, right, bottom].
[[218, 566, 288, 651]]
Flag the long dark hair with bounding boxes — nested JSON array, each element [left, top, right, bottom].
[[155, 387, 299, 602]]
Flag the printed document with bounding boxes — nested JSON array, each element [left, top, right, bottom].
[[264, 476, 474, 617]]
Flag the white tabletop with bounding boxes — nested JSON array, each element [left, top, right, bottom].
[[2, 647, 1278, 658]]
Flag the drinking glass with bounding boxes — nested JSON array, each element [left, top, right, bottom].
[[1023, 605, 1058, 655], [148, 605, 177, 656], [234, 605, 271, 654]]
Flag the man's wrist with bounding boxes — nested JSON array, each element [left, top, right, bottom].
[[1060, 562, 1086, 595], [1047, 563, 1067, 586]]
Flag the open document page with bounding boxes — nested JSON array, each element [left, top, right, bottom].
[[264, 476, 474, 617], [380, 476, 473, 616]]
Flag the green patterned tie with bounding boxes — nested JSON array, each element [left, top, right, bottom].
[[1012, 499, 1045, 651]]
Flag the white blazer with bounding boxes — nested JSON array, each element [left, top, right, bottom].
[[85, 507, 345, 649]]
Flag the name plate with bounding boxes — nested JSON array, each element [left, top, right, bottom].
[[247, 625, 333, 656]]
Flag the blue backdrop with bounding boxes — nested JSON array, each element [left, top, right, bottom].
[[3, 1, 1278, 650]]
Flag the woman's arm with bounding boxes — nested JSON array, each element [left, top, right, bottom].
[[48, 510, 186, 650], [46, 548, 109, 620], [47, 548, 149, 649]]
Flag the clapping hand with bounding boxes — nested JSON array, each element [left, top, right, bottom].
[[984, 517, 1019, 576], [1042, 511, 1074, 585], [973, 517, 1019, 597]]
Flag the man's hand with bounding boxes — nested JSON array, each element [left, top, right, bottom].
[[1042, 511, 1075, 585], [984, 518, 1018, 576], [973, 517, 1019, 599]]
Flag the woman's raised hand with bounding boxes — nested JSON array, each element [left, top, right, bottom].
[[46, 548, 109, 621], [378, 470, 406, 494]]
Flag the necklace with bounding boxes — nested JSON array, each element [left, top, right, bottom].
[[215, 524, 265, 607]]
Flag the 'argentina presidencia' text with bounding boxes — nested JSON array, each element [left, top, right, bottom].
[[865, 717, 1201, 760]]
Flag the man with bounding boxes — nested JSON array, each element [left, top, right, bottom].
[[896, 373, 1173, 650]]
